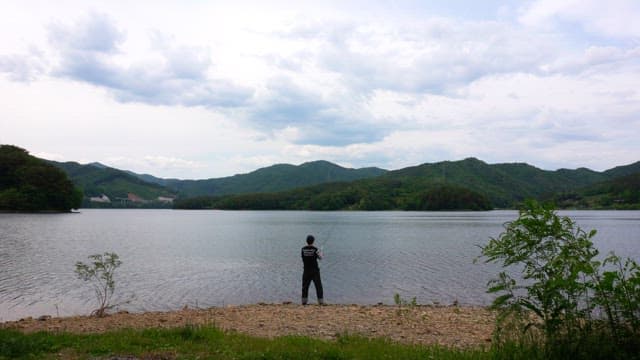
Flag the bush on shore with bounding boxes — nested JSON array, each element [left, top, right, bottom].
[[481, 200, 640, 360]]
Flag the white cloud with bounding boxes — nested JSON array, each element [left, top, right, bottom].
[[48, 12, 126, 53], [104, 155, 205, 174], [519, 0, 640, 38], [0, 46, 47, 82], [542, 45, 640, 75], [1, 1, 639, 178], [32, 151, 66, 162], [3, 12, 254, 108], [276, 18, 558, 94]]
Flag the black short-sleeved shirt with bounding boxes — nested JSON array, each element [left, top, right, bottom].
[[301, 245, 320, 271]]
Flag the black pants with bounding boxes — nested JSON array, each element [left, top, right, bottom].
[[302, 269, 323, 302]]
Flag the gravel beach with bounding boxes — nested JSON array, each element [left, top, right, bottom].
[[2, 303, 495, 348]]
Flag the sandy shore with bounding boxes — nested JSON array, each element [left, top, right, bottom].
[[1, 303, 495, 348]]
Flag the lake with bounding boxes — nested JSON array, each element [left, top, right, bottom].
[[1, 209, 639, 321]]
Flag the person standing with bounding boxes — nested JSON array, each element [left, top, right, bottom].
[[301, 234, 324, 305]]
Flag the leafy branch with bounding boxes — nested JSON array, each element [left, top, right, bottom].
[[75, 252, 122, 317]]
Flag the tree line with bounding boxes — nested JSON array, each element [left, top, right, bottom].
[[174, 179, 493, 211], [0, 145, 82, 211]]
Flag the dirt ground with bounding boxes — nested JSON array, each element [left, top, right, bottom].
[[1, 303, 495, 348]]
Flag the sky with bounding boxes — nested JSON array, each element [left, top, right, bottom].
[[1, 0, 639, 179]]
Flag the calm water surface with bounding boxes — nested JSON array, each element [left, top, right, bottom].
[[1, 209, 639, 321]]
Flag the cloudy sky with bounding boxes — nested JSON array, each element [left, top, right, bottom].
[[1, 0, 639, 179]]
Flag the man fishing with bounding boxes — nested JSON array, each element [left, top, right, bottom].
[[301, 234, 324, 305]]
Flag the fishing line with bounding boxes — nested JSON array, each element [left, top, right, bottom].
[[319, 223, 334, 247], [318, 221, 336, 260]]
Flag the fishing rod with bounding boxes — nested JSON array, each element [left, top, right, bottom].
[[318, 222, 336, 257]]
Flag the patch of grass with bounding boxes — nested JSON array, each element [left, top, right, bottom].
[[1, 325, 493, 360], [9, 324, 632, 360], [0, 329, 59, 359]]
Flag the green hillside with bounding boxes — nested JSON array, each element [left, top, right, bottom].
[[50, 160, 386, 208], [602, 161, 640, 178], [380, 158, 610, 208], [552, 173, 640, 209], [50, 161, 177, 207], [0, 145, 82, 211], [174, 158, 640, 210], [46, 154, 640, 210], [174, 180, 492, 211], [137, 160, 387, 198]]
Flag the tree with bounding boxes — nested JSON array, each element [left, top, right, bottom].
[[482, 200, 599, 343], [0, 144, 82, 211], [75, 252, 122, 317]]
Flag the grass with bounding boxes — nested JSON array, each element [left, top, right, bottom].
[[4, 324, 639, 359], [4, 322, 638, 360], [0, 325, 493, 360]]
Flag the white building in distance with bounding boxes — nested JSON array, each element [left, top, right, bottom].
[[89, 194, 111, 203]]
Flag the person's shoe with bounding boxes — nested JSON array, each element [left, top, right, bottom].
[[302, 297, 308, 305], [318, 298, 325, 305]]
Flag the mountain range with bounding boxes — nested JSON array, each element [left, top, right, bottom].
[[127, 160, 386, 198], [48, 159, 387, 207], [374, 158, 640, 207], [47, 157, 640, 210]]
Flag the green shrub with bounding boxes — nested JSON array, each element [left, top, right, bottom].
[[594, 253, 640, 339], [481, 200, 640, 359]]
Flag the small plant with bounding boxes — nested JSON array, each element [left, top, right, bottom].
[[393, 293, 400, 306], [393, 293, 417, 316], [594, 252, 640, 334], [393, 293, 417, 307], [75, 252, 122, 317]]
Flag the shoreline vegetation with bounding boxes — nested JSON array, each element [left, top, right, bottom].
[[173, 183, 494, 211]]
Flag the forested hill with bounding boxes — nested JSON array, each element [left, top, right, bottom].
[[174, 181, 493, 211], [49, 159, 387, 207], [174, 157, 640, 210], [45, 153, 640, 210], [49, 160, 177, 207], [356, 157, 640, 208], [130, 160, 388, 198], [0, 145, 82, 211], [379, 157, 612, 208], [602, 161, 640, 179], [553, 173, 640, 209]]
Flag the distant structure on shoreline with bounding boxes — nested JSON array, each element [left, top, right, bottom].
[[89, 194, 111, 203]]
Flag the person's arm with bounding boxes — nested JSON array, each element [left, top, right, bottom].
[[317, 247, 323, 260]]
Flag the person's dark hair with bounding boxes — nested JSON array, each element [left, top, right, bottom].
[[306, 235, 315, 244]]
